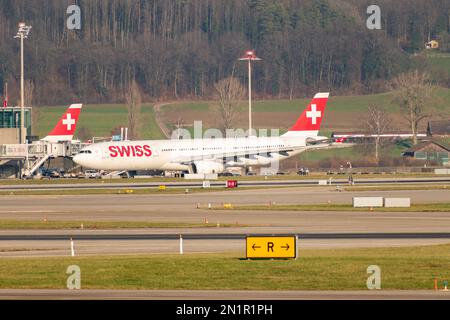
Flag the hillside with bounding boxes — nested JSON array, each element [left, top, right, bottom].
[[0, 0, 449, 105]]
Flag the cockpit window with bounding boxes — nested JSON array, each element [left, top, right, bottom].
[[80, 150, 92, 154]]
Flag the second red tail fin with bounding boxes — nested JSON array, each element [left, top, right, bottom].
[[282, 93, 329, 137]]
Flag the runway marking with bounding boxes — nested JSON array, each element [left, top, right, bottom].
[[0, 210, 57, 213]]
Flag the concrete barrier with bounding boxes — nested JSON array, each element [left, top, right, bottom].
[[434, 169, 450, 175], [384, 198, 411, 208], [202, 180, 211, 188], [353, 197, 383, 208]]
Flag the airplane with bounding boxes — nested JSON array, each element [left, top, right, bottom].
[[73, 93, 344, 174], [40, 104, 83, 142]]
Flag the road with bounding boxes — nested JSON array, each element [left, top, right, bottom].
[[153, 102, 173, 139]]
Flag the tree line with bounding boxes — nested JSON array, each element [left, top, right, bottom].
[[0, 0, 448, 105]]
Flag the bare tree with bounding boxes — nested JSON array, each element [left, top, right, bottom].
[[125, 80, 142, 140], [214, 77, 245, 134], [393, 70, 433, 145], [366, 105, 391, 161]]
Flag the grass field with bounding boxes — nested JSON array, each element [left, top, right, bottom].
[[160, 87, 450, 134], [35, 103, 165, 140], [1, 244, 449, 289], [163, 87, 450, 115], [34, 88, 450, 140], [426, 52, 450, 81], [221, 202, 450, 212]]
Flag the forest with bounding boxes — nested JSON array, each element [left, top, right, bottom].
[[0, 0, 449, 105]]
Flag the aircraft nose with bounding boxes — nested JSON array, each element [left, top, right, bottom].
[[73, 154, 86, 166]]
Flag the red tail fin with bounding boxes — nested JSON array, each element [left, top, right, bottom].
[[42, 104, 82, 142], [282, 93, 329, 137]]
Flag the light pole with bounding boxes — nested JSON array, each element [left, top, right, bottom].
[[239, 50, 261, 137], [14, 22, 32, 144]]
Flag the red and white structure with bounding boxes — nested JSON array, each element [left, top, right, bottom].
[[282, 93, 329, 137]]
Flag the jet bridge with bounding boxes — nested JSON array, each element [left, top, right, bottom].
[[0, 141, 89, 178]]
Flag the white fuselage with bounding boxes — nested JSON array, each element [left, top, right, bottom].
[[73, 135, 309, 173]]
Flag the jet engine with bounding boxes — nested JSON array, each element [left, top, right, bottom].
[[192, 161, 225, 174]]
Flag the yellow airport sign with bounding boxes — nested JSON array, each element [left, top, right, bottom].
[[246, 236, 297, 259]]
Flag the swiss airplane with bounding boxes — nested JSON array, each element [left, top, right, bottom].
[[73, 93, 336, 173], [41, 104, 83, 142]]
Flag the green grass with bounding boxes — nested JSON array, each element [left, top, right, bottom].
[[0, 220, 242, 230], [426, 52, 450, 81], [224, 202, 450, 212], [162, 102, 210, 112], [298, 145, 361, 162], [164, 87, 450, 115], [35, 103, 165, 140], [1, 244, 450, 289]]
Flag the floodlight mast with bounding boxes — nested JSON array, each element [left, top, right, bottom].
[[14, 22, 32, 144], [239, 50, 261, 137]]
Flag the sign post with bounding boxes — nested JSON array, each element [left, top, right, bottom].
[[246, 236, 296, 259]]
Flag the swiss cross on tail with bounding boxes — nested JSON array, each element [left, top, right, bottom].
[[282, 93, 329, 137], [41, 104, 82, 142], [62, 113, 76, 131]]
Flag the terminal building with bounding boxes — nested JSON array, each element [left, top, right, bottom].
[[0, 106, 32, 144]]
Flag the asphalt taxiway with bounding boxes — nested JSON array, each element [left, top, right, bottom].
[[0, 187, 449, 257], [0, 289, 449, 300], [1, 176, 449, 191]]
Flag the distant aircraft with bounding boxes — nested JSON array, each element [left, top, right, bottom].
[[41, 104, 82, 142], [74, 93, 340, 173]]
